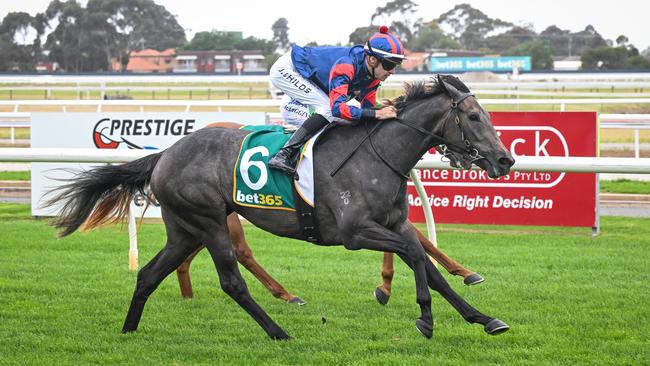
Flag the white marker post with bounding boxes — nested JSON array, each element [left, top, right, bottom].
[[128, 206, 139, 271]]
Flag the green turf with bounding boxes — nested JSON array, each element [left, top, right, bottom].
[[0, 170, 30, 180], [0, 203, 648, 365], [600, 179, 650, 194]]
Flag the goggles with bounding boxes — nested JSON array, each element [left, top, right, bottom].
[[380, 58, 401, 71], [366, 41, 403, 71]]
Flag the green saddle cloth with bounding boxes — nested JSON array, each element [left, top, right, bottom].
[[233, 125, 297, 210]]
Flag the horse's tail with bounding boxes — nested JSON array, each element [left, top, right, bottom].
[[42, 152, 163, 237]]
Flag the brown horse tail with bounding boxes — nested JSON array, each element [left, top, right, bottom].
[[42, 152, 163, 237]]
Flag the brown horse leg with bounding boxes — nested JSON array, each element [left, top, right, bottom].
[[374, 252, 394, 305], [176, 247, 202, 298], [374, 223, 485, 303], [409, 223, 474, 277], [228, 214, 305, 304]]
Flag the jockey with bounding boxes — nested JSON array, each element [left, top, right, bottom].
[[268, 26, 405, 176]]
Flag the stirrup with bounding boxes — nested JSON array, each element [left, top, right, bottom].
[[268, 154, 296, 173]]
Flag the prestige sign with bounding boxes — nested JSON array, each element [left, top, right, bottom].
[[31, 112, 267, 217], [408, 112, 598, 228]]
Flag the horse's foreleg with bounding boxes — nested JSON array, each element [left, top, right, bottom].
[[176, 247, 202, 298], [411, 222, 484, 285], [342, 221, 433, 338], [422, 259, 509, 335], [228, 214, 304, 304]]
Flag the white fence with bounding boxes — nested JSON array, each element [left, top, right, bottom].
[[3, 86, 650, 99], [3, 72, 650, 85], [2, 148, 650, 172], [1, 148, 649, 270], [2, 97, 650, 115]]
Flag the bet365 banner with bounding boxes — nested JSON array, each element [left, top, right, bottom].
[[407, 112, 598, 228]]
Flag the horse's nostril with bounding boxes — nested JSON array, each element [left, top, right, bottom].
[[499, 157, 515, 168]]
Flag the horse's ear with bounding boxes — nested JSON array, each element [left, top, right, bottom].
[[440, 76, 463, 100], [436, 74, 450, 95]]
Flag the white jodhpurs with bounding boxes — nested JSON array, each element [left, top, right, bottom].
[[269, 52, 343, 125]]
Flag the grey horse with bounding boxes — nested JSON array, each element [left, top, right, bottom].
[[44, 75, 514, 340]]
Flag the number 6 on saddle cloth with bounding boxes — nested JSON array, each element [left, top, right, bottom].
[[233, 125, 321, 242]]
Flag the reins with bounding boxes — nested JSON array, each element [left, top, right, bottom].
[[329, 91, 484, 178]]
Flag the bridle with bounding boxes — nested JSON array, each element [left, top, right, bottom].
[[329, 91, 485, 179], [392, 92, 484, 169]]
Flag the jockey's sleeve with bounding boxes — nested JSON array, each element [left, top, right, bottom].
[[357, 80, 380, 110], [329, 58, 376, 120]]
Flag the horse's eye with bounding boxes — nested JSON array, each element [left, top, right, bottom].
[[468, 113, 480, 122]]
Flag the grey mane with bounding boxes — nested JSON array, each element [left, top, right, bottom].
[[393, 75, 471, 113]]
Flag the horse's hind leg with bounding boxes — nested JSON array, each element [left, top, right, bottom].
[[411, 224, 484, 285], [174, 213, 303, 304], [374, 253, 394, 305], [228, 214, 304, 305], [122, 218, 201, 333], [201, 216, 290, 340], [374, 225, 483, 305], [176, 247, 202, 298]]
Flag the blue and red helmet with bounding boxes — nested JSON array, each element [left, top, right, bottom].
[[364, 26, 406, 65]]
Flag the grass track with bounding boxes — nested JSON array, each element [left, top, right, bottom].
[[0, 203, 648, 365]]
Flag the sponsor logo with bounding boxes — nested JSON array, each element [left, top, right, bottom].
[[235, 190, 284, 207], [92, 117, 196, 149], [277, 68, 312, 93], [413, 126, 569, 188]]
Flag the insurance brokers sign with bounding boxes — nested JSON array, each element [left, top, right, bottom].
[[407, 112, 598, 228]]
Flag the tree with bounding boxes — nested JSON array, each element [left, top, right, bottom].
[[370, 0, 420, 45], [183, 31, 274, 54], [271, 18, 290, 52], [616, 35, 629, 47], [408, 21, 460, 51], [642, 46, 650, 60], [0, 12, 33, 44], [0, 12, 35, 71], [31, 12, 49, 62], [569, 25, 608, 57], [348, 25, 376, 45], [436, 4, 513, 51], [39, 0, 186, 71], [43, 0, 85, 71], [539, 25, 571, 57], [485, 26, 537, 54], [504, 40, 554, 70], [580, 46, 650, 70]]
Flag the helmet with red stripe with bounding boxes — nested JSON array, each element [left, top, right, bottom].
[[364, 26, 405, 65]]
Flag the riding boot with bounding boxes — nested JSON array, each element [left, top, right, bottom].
[[268, 114, 329, 176]]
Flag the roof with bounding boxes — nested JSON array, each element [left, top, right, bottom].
[[130, 48, 176, 57], [126, 48, 176, 73]]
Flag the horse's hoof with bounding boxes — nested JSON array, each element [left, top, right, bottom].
[[373, 287, 390, 305], [484, 318, 510, 335], [415, 318, 433, 339], [288, 296, 306, 306], [464, 273, 485, 286], [270, 332, 292, 340]]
